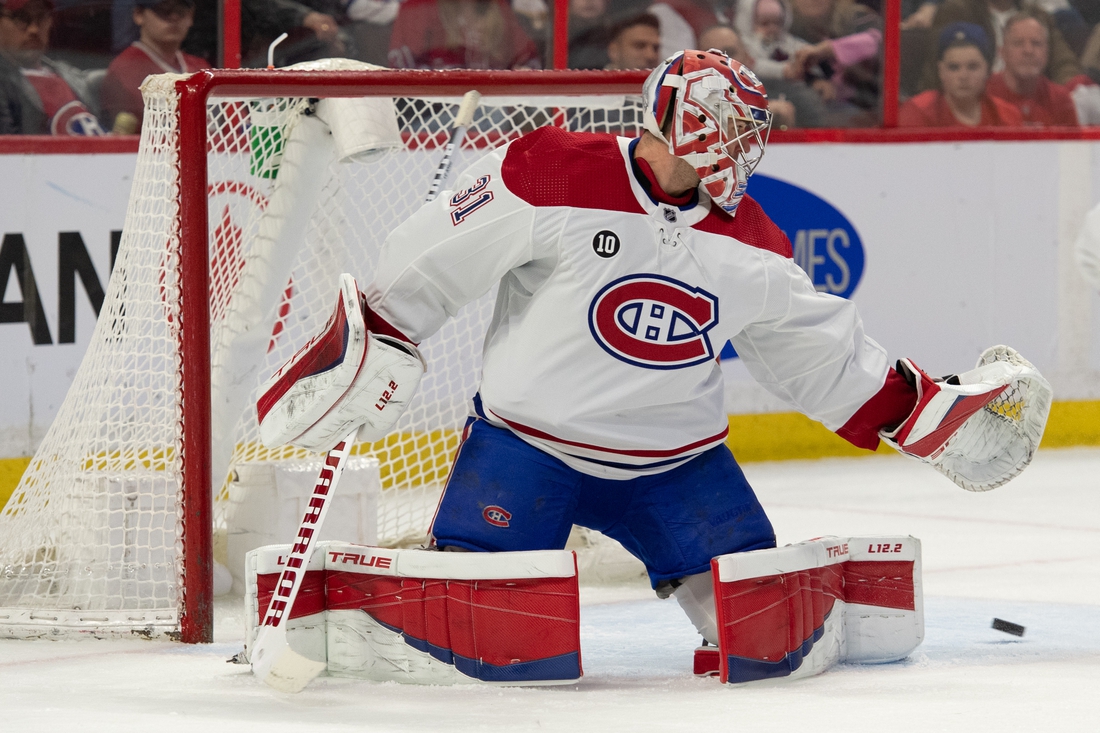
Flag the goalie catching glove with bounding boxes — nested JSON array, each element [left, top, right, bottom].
[[880, 345, 1052, 492], [257, 273, 426, 453]]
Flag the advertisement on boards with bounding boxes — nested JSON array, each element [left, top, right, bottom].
[[0, 154, 133, 455], [2, 142, 1098, 457]]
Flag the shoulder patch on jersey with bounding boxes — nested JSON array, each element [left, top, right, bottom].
[[501, 127, 645, 215], [694, 195, 793, 259]]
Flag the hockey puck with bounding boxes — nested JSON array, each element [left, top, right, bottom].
[[992, 618, 1026, 637]]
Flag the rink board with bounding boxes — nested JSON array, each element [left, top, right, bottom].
[[1, 141, 1098, 478]]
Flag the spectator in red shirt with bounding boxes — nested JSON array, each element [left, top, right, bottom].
[[985, 10, 1077, 125], [100, 0, 209, 134], [0, 0, 103, 134], [900, 22, 1023, 126]]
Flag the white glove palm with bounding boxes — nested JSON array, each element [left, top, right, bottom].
[[880, 346, 1052, 491]]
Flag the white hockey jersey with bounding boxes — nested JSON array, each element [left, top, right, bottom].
[[365, 127, 889, 478]]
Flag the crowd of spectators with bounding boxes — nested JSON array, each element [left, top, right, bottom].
[[4, 0, 1100, 134]]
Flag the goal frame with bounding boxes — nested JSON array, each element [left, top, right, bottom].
[[172, 69, 648, 643]]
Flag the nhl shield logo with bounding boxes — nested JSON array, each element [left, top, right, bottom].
[[588, 274, 719, 369]]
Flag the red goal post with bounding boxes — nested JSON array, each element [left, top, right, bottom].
[[0, 64, 649, 644], [173, 67, 649, 644]]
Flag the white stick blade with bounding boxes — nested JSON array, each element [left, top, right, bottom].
[[251, 625, 327, 693]]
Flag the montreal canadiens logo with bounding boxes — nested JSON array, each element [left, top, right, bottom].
[[483, 505, 512, 527], [735, 64, 763, 92], [588, 274, 719, 369], [51, 100, 105, 136]]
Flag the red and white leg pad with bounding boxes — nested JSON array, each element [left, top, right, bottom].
[[709, 536, 923, 683], [246, 542, 582, 686], [842, 538, 924, 664]]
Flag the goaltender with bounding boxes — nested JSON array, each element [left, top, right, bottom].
[[256, 50, 1052, 684]]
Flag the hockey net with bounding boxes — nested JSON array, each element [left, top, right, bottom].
[[0, 61, 649, 642]]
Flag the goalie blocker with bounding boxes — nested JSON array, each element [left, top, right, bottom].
[[246, 543, 582, 686], [257, 273, 426, 453]]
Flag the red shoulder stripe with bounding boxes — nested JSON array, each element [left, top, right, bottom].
[[500, 127, 645, 214], [694, 195, 793, 258]]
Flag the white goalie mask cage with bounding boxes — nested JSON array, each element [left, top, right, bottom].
[[642, 49, 772, 214]]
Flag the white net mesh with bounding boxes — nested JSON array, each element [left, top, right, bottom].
[[0, 63, 646, 638], [0, 82, 184, 637]]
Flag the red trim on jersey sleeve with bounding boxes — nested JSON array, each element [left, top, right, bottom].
[[363, 301, 417, 345], [835, 367, 918, 451], [500, 127, 646, 214], [693, 195, 793, 258]]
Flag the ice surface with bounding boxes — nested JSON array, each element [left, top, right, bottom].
[[3, 449, 1098, 732]]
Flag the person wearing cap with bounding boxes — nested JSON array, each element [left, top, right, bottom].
[[99, 0, 209, 134], [0, 0, 104, 134], [918, 0, 1080, 91], [900, 21, 1023, 126], [985, 9, 1077, 125]]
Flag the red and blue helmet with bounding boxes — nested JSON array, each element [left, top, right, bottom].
[[642, 49, 772, 215]]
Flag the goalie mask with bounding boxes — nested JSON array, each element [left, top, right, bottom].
[[642, 49, 772, 215]]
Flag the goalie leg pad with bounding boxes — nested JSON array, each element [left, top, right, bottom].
[[710, 536, 923, 684], [245, 543, 582, 685], [843, 536, 924, 664], [324, 544, 581, 685], [258, 273, 426, 452], [711, 539, 844, 684]]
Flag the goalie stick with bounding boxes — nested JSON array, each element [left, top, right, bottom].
[[252, 92, 480, 692], [250, 431, 355, 692], [424, 90, 482, 203]]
